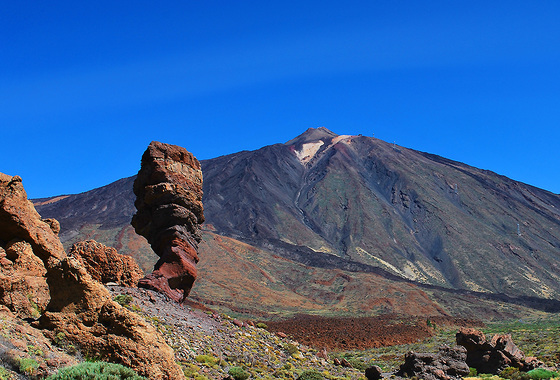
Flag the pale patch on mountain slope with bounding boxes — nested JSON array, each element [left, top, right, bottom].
[[295, 141, 324, 164]]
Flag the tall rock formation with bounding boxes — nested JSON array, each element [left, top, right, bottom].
[[131, 141, 204, 302]]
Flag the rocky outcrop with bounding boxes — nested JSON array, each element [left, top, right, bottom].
[[0, 173, 62, 318], [456, 327, 543, 374], [0, 240, 49, 318], [131, 141, 204, 302], [69, 240, 144, 286], [0, 174, 65, 268], [40, 257, 184, 379], [0, 172, 184, 379], [396, 345, 470, 380]]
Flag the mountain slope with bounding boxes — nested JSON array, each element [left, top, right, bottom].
[[34, 128, 560, 314], [201, 127, 560, 299]]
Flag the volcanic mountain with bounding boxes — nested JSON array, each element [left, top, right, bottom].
[[35, 128, 560, 317]]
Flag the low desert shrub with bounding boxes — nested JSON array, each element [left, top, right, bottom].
[[526, 368, 560, 379], [285, 343, 299, 355], [500, 367, 529, 380], [256, 322, 268, 329], [228, 366, 250, 380], [46, 361, 146, 379], [113, 294, 133, 306], [194, 354, 218, 367], [0, 366, 13, 380], [297, 370, 323, 380], [16, 358, 39, 375]]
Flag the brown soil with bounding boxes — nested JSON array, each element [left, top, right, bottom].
[[264, 314, 482, 351]]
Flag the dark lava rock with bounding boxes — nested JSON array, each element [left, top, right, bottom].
[[364, 365, 383, 380], [396, 345, 470, 380], [456, 327, 544, 374]]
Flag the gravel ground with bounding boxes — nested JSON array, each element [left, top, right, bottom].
[[108, 285, 366, 379]]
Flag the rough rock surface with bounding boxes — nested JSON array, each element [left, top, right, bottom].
[[131, 141, 204, 302], [40, 256, 184, 379], [0, 172, 184, 379], [0, 240, 50, 318], [396, 345, 470, 380], [0, 173, 65, 267], [456, 327, 543, 374], [69, 240, 144, 286]]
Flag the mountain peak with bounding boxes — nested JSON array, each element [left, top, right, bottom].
[[285, 127, 339, 146]]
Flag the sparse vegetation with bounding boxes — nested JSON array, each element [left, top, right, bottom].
[[297, 370, 323, 380], [195, 354, 219, 367], [46, 361, 146, 379], [0, 366, 13, 380], [113, 294, 134, 306], [228, 366, 250, 380], [16, 358, 39, 376]]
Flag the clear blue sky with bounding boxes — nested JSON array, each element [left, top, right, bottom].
[[2, 1, 559, 198]]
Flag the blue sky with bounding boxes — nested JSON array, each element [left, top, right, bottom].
[[1, 1, 559, 198]]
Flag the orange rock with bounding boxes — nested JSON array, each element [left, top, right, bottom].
[[69, 240, 143, 286]]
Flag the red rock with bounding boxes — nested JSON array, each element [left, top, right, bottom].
[[277, 332, 287, 338], [69, 240, 143, 286], [132, 142, 204, 302]]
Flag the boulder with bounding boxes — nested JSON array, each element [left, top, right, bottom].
[[456, 327, 543, 374], [39, 256, 184, 379], [364, 365, 383, 380], [131, 141, 204, 302], [396, 345, 470, 380], [69, 240, 144, 286]]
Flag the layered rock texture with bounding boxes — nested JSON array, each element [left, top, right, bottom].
[[456, 327, 543, 374], [0, 172, 184, 379], [131, 141, 204, 302], [69, 240, 144, 286]]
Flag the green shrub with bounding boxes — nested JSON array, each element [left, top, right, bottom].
[[46, 361, 146, 379], [256, 322, 268, 329], [228, 366, 250, 380], [500, 367, 529, 380], [0, 366, 13, 380], [297, 370, 323, 380], [194, 354, 218, 367], [17, 358, 39, 375], [469, 367, 478, 377], [527, 368, 560, 379], [285, 343, 299, 355], [113, 294, 133, 306]]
